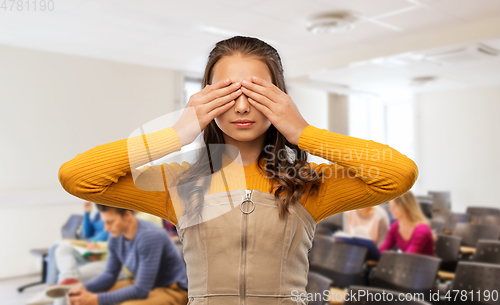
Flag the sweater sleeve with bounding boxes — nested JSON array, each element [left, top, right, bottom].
[[58, 127, 189, 226], [298, 125, 419, 223]]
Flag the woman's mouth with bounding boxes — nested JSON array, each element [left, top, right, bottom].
[[232, 120, 254, 127]]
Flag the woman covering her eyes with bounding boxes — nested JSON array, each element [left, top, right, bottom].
[[59, 36, 418, 305]]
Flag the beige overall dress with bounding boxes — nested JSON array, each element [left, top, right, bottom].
[[176, 188, 316, 305]]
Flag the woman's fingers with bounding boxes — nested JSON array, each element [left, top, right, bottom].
[[187, 79, 231, 107], [202, 78, 232, 93], [247, 97, 274, 120], [240, 85, 274, 110], [176, 79, 239, 146], [201, 81, 241, 105], [209, 100, 236, 117], [199, 80, 242, 118], [241, 78, 280, 105], [206, 89, 242, 114]]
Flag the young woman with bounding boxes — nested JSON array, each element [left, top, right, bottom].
[[379, 191, 434, 256], [59, 36, 418, 305], [343, 206, 390, 247]]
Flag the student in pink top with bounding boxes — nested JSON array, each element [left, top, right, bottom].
[[379, 190, 435, 256]]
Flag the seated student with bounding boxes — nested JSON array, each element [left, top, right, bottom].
[[379, 191, 435, 256], [343, 206, 390, 247], [44, 213, 170, 305], [60, 204, 188, 305], [25, 202, 113, 305], [46, 201, 111, 286]]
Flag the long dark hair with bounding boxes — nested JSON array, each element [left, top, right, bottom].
[[172, 36, 323, 222]]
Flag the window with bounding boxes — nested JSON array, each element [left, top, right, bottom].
[[182, 76, 204, 150], [348, 95, 385, 143], [385, 100, 415, 160], [183, 77, 203, 106], [349, 95, 415, 160]]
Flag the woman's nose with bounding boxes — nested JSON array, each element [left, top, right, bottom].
[[234, 94, 250, 114]]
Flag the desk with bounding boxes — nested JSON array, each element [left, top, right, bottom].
[[460, 246, 476, 254], [329, 288, 347, 305], [365, 259, 457, 281], [437, 270, 455, 280]]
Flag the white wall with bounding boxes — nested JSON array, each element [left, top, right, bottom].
[[0, 195, 84, 279], [0, 44, 182, 279], [287, 85, 329, 165], [287, 85, 328, 131], [414, 84, 500, 212]]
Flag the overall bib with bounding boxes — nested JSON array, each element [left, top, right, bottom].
[[176, 188, 316, 305]]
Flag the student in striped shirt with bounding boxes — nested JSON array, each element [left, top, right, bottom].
[[62, 205, 188, 305]]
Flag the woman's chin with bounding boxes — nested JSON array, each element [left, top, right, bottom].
[[227, 133, 260, 143], [222, 130, 263, 143]]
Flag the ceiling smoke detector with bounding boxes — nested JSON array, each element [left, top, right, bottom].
[[306, 12, 356, 34], [411, 76, 438, 87]]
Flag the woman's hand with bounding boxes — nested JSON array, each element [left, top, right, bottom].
[[173, 79, 242, 147], [83, 201, 92, 213], [241, 76, 309, 146]]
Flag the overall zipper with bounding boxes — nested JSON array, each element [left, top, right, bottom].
[[240, 189, 252, 305]]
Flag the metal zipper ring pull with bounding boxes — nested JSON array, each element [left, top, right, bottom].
[[240, 199, 255, 214]]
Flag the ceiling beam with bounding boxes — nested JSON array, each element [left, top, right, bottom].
[[287, 76, 379, 96], [286, 13, 500, 78]]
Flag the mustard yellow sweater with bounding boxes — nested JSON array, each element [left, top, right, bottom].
[[58, 125, 418, 225]]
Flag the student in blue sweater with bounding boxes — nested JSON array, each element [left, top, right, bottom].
[[81, 201, 109, 242], [63, 204, 188, 305]]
